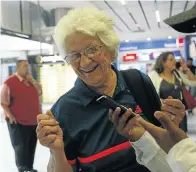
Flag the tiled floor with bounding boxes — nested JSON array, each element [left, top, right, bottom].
[[0, 121, 50, 172], [0, 104, 52, 172], [0, 105, 196, 172]]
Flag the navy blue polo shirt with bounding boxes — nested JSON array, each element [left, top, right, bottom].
[[51, 67, 150, 172]]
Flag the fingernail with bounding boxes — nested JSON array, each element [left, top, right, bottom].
[[136, 117, 141, 121], [109, 109, 113, 113], [117, 107, 121, 111], [154, 112, 162, 119]]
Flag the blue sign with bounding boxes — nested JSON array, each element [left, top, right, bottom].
[[119, 39, 177, 52]]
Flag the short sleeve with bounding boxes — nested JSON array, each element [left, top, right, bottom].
[[51, 102, 79, 166]]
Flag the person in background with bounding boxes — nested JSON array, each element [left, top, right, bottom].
[[185, 57, 196, 97], [187, 57, 196, 74], [36, 8, 183, 172], [148, 52, 196, 132], [0, 60, 42, 172], [176, 57, 196, 81]]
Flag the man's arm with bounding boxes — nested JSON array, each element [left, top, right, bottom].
[[48, 150, 74, 172], [180, 57, 196, 80], [184, 69, 196, 80], [27, 75, 42, 95], [0, 84, 16, 124], [32, 81, 42, 96], [132, 131, 173, 172]]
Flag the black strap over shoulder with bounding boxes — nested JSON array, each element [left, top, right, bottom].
[[121, 69, 161, 126]]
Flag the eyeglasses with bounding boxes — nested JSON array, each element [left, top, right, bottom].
[[64, 45, 102, 64]]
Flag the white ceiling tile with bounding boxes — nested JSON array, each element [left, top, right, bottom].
[[37, 0, 193, 40]]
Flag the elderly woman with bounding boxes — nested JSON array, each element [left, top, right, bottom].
[[36, 8, 184, 172]]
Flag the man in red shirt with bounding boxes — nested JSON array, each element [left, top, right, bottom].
[[1, 60, 42, 172]]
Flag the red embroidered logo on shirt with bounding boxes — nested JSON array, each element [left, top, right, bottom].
[[135, 105, 143, 114]]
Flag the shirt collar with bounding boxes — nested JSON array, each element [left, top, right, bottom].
[[15, 73, 24, 82], [74, 66, 126, 107]]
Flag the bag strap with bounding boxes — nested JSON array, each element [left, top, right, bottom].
[[121, 69, 161, 126], [173, 70, 183, 85]]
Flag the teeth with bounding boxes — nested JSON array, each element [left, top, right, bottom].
[[82, 65, 98, 73]]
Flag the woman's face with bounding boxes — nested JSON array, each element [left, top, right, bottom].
[[163, 54, 176, 72], [65, 32, 113, 87]]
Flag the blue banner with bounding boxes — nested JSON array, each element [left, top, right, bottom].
[[119, 39, 177, 52]]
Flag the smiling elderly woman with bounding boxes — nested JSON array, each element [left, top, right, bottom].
[[36, 8, 181, 172]]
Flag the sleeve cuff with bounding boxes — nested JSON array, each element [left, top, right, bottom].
[[167, 138, 196, 172], [132, 131, 161, 165], [132, 131, 160, 150]]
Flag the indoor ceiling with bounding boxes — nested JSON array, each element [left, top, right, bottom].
[[32, 0, 196, 41]]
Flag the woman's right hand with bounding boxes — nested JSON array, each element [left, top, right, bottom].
[[108, 107, 145, 142], [36, 110, 64, 151]]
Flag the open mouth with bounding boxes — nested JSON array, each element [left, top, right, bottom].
[[80, 64, 99, 73]]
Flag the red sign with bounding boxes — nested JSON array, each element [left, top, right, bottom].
[[122, 53, 137, 62], [176, 37, 184, 47]]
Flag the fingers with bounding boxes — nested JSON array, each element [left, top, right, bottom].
[[37, 125, 59, 139], [9, 119, 13, 124], [109, 107, 136, 133], [13, 118, 17, 124], [37, 113, 59, 137], [39, 118, 59, 127], [168, 96, 173, 99], [124, 115, 140, 133], [36, 116, 59, 134], [108, 107, 121, 126], [39, 134, 57, 147], [46, 110, 55, 118], [137, 117, 163, 140], [37, 114, 50, 123], [161, 104, 184, 116], [162, 99, 185, 110], [9, 117, 17, 124], [118, 109, 133, 130], [154, 111, 177, 132], [161, 98, 185, 126], [37, 110, 55, 122], [108, 109, 113, 121], [154, 111, 188, 142], [36, 111, 62, 149]]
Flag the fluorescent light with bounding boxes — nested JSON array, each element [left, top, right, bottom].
[[147, 37, 151, 41], [120, 0, 126, 5], [0, 35, 53, 51], [155, 10, 161, 22], [15, 33, 30, 38], [125, 40, 129, 42], [168, 36, 172, 39]]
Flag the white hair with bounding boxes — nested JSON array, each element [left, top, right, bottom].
[[53, 8, 120, 61]]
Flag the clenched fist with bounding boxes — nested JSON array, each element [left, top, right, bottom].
[[36, 110, 64, 151]]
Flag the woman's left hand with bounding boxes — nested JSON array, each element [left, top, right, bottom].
[[180, 57, 189, 71]]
